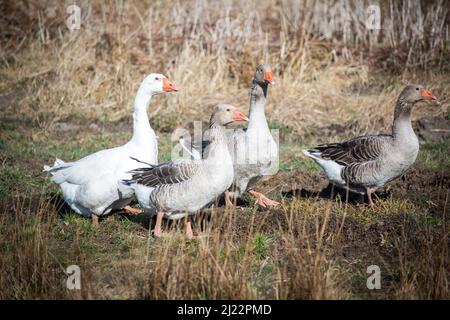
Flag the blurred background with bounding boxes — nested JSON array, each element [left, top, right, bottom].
[[1, 0, 449, 141]]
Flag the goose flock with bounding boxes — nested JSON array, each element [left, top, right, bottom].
[[44, 65, 437, 237]]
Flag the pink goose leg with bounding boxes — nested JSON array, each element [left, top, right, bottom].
[[249, 190, 280, 208]]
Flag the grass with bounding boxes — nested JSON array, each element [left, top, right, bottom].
[[1, 0, 449, 140], [0, 90, 448, 299], [0, 0, 449, 300], [279, 143, 321, 172], [419, 140, 450, 171], [0, 151, 447, 299]]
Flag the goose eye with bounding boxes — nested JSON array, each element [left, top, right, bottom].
[[226, 108, 230, 112], [416, 87, 419, 91], [155, 77, 160, 81]]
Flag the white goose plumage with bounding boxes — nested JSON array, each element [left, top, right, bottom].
[[44, 73, 177, 223]]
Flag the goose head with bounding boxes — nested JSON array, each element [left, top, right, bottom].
[[210, 104, 249, 127], [254, 64, 274, 85], [141, 73, 178, 96], [400, 84, 437, 104]]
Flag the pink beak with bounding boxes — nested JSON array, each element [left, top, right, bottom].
[[422, 89, 437, 101], [163, 78, 178, 92], [233, 110, 249, 122], [264, 71, 274, 85]]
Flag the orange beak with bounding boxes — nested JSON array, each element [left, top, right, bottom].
[[232, 110, 249, 122], [422, 89, 437, 101], [264, 71, 274, 84], [163, 78, 178, 92]]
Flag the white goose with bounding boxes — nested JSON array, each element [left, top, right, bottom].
[[124, 104, 248, 238], [44, 73, 177, 224]]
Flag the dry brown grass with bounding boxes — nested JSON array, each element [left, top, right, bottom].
[[0, 187, 447, 299], [1, 0, 448, 140]]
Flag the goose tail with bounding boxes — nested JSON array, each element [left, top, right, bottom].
[[302, 149, 323, 162], [303, 149, 345, 185], [123, 166, 155, 187], [43, 158, 67, 174]]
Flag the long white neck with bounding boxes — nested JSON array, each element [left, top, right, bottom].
[[130, 85, 155, 146], [248, 83, 269, 132]]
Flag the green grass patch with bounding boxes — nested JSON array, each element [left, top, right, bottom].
[[419, 140, 450, 171], [279, 143, 320, 171], [252, 233, 271, 259]]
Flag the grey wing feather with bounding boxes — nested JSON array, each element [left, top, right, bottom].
[[126, 159, 200, 187], [311, 134, 392, 166]]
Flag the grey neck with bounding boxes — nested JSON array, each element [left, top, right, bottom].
[[248, 82, 269, 130], [206, 123, 228, 159], [208, 123, 227, 142]]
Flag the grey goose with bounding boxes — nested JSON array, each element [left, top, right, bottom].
[[226, 64, 280, 207], [181, 65, 280, 208], [124, 104, 248, 238]]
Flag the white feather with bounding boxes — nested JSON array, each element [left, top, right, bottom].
[[302, 149, 346, 186]]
